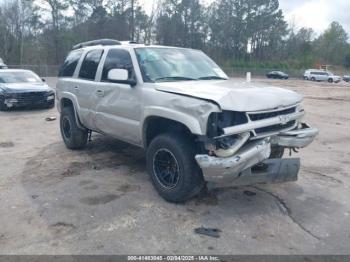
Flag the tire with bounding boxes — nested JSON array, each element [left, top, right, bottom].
[[328, 78, 333, 83], [146, 133, 205, 203], [0, 97, 8, 111], [60, 106, 88, 149], [269, 146, 285, 159], [311, 77, 316, 81]]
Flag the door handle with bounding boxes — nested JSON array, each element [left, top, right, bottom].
[[96, 90, 104, 97]]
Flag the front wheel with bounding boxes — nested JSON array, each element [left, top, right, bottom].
[[60, 106, 88, 149], [328, 78, 333, 83], [146, 133, 205, 203]]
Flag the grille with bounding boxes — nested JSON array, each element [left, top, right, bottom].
[[12, 92, 49, 104], [255, 121, 296, 135], [249, 107, 296, 121]]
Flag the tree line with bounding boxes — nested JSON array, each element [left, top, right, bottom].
[[0, 0, 349, 70]]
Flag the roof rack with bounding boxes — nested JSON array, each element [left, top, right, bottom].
[[72, 39, 122, 50]]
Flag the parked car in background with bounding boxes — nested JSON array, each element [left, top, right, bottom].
[[266, 71, 289, 79], [0, 58, 8, 69], [303, 69, 341, 83], [343, 75, 350, 82], [0, 69, 55, 111]]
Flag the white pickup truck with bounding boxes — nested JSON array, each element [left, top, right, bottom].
[[56, 39, 318, 202]]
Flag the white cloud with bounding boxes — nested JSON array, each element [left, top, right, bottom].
[[280, 0, 350, 36], [139, 0, 350, 37]]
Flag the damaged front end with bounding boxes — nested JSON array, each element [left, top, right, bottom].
[[195, 105, 318, 186]]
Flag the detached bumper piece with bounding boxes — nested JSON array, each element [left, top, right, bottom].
[[272, 123, 319, 148]]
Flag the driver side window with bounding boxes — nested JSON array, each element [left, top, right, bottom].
[[101, 49, 134, 82]]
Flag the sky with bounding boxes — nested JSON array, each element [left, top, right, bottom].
[[139, 0, 350, 36], [0, 0, 349, 36]]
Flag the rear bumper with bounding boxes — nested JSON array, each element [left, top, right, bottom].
[[195, 123, 317, 185]]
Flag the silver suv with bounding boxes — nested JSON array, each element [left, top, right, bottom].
[[56, 39, 318, 202], [304, 69, 341, 83]]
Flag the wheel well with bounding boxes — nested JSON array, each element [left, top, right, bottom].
[[143, 117, 193, 148], [61, 98, 73, 109]]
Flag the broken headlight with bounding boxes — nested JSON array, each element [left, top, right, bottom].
[[207, 111, 248, 137]]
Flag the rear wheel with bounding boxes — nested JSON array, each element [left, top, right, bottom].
[[311, 77, 316, 81], [60, 106, 88, 149], [146, 133, 205, 203], [328, 78, 333, 83]]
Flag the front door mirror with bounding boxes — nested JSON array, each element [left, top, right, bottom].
[[107, 69, 136, 86]]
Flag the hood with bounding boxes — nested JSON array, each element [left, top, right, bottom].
[[155, 79, 302, 112], [0, 82, 53, 93]]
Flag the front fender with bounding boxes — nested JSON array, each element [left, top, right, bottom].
[[141, 106, 203, 136]]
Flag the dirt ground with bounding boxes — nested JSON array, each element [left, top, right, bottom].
[[0, 77, 349, 254]]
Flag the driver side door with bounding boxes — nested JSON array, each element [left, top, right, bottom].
[[93, 48, 142, 146]]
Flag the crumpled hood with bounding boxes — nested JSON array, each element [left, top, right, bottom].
[[0, 82, 53, 93], [155, 79, 303, 111]]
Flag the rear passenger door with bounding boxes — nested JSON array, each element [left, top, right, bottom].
[[93, 48, 142, 145], [75, 49, 104, 130]]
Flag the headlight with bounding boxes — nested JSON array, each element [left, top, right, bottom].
[[47, 95, 55, 101], [5, 98, 18, 104], [296, 103, 304, 112], [207, 111, 248, 137]]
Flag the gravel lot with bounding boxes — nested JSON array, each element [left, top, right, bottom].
[[0, 77, 350, 254]]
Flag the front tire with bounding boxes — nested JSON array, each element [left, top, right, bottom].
[[60, 106, 88, 149], [328, 78, 333, 83], [146, 133, 205, 203]]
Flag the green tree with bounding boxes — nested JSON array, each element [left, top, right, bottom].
[[315, 21, 349, 65]]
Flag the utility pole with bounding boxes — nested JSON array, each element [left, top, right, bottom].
[[131, 0, 135, 41]]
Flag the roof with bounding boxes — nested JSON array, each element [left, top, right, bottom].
[[71, 39, 194, 51]]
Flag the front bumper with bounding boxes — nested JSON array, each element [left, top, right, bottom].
[[271, 123, 318, 148], [195, 123, 318, 185]]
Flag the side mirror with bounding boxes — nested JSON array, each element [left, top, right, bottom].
[[107, 69, 137, 86], [41, 78, 46, 82]]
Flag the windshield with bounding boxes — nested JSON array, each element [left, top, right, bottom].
[[135, 47, 228, 82], [0, 71, 42, 84]]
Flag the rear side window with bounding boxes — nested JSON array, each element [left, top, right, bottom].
[[79, 49, 104, 80], [59, 50, 83, 77], [101, 49, 134, 81]]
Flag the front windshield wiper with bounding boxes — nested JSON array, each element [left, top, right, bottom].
[[198, 76, 227, 80], [154, 76, 197, 82]]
